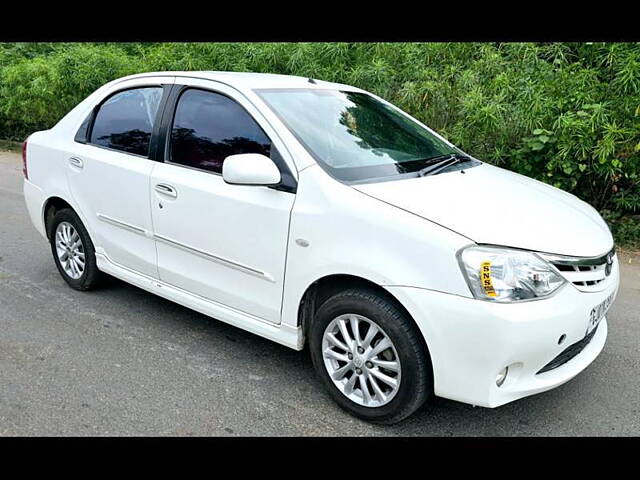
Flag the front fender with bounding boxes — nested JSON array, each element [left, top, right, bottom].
[[280, 166, 473, 328]]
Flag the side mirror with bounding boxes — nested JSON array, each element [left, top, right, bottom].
[[222, 153, 281, 186]]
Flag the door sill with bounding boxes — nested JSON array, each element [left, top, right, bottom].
[[95, 253, 303, 350]]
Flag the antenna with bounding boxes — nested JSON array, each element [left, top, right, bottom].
[[308, 78, 317, 84]]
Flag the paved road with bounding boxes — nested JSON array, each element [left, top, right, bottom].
[[1, 151, 639, 436]]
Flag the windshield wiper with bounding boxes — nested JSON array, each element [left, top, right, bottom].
[[417, 153, 469, 177]]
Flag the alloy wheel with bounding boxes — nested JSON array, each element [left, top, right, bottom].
[[55, 221, 85, 280], [322, 313, 402, 407]]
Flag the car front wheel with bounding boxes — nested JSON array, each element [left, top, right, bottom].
[[309, 288, 432, 424]]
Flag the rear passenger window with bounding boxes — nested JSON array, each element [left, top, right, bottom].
[[169, 89, 271, 174], [90, 87, 163, 157]]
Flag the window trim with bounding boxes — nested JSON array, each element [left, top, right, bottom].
[[158, 85, 297, 193], [74, 84, 170, 160]]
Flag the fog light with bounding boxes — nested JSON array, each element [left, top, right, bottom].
[[496, 366, 509, 387]]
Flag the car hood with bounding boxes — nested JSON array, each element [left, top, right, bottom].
[[353, 162, 613, 257]]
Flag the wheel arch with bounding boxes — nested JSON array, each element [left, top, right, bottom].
[[297, 274, 433, 369], [43, 196, 74, 239]]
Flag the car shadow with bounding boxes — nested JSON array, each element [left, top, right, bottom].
[[90, 273, 616, 436]]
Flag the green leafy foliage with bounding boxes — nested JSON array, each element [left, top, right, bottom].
[[1, 42, 639, 246], [602, 210, 640, 249]]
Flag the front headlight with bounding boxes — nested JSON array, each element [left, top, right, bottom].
[[457, 245, 566, 302]]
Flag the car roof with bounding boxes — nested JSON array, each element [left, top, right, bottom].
[[116, 71, 360, 91]]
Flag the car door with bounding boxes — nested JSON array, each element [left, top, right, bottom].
[[65, 79, 173, 278], [150, 81, 297, 324]]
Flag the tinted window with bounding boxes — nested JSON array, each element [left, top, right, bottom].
[[170, 89, 271, 173], [90, 87, 163, 157]]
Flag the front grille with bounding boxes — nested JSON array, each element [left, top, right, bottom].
[[537, 325, 598, 374], [541, 246, 616, 292]]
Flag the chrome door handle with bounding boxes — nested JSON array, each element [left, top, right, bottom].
[[69, 157, 84, 169], [155, 183, 178, 198]]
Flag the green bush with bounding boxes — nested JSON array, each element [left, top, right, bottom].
[[0, 43, 139, 137], [1, 42, 638, 246], [602, 210, 640, 250]]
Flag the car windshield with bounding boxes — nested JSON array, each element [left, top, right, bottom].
[[256, 88, 469, 182]]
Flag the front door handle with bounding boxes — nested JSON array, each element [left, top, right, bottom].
[[69, 157, 84, 169], [155, 183, 178, 198]]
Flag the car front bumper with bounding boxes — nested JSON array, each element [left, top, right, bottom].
[[386, 255, 619, 408]]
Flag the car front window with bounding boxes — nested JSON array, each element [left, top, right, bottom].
[[256, 88, 474, 182]]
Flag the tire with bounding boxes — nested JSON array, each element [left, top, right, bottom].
[[309, 287, 432, 424], [48, 208, 102, 291]]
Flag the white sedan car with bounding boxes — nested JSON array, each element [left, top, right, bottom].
[[22, 71, 619, 423]]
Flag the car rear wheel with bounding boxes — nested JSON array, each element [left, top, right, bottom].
[[309, 287, 432, 424], [48, 208, 101, 291]]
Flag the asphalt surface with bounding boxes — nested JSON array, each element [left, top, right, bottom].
[[1, 150, 639, 436]]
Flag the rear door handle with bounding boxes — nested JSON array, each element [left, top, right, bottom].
[[69, 157, 84, 169], [155, 183, 178, 198]]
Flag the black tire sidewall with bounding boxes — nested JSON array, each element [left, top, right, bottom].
[[48, 208, 99, 291], [309, 288, 431, 424]]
